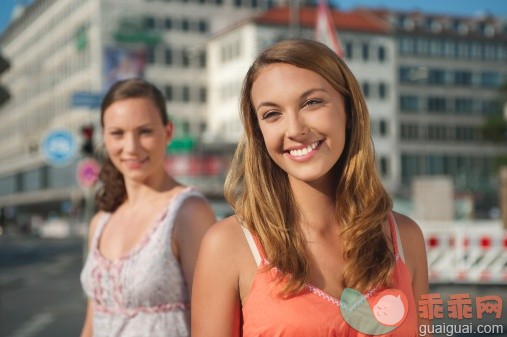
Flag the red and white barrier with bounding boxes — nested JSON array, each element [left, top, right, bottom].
[[421, 222, 507, 284]]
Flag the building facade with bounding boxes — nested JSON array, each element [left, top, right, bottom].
[[206, 6, 507, 216], [0, 0, 302, 228]]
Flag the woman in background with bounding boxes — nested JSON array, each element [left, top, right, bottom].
[[80, 78, 215, 337]]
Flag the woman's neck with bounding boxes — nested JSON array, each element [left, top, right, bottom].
[[124, 171, 176, 207], [289, 177, 338, 235]]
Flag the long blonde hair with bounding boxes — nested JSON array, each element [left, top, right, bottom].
[[225, 39, 394, 295]]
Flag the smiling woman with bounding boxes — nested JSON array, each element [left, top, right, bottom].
[[191, 39, 428, 337], [79, 79, 216, 337]]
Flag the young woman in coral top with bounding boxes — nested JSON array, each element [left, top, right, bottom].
[[192, 39, 429, 337]]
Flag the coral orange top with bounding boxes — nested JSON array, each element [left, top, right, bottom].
[[241, 213, 419, 337]]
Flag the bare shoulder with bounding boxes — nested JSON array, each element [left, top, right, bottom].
[[86, 211, 107, 246], [391, 211, 428, 279], [200, 215, 245, 253], [392, 211, 424, 241], [176, 194, 216, 222]]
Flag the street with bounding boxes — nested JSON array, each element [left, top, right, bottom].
[[0, 235, 506, 337], [0, 235, 86, 337]]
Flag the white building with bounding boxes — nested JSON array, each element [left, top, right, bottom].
[[206, 6, 400, 190], [0, 0, 303, 225]]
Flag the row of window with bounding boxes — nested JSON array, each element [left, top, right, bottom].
[[400, 123, 482, 142], [343, 42, 387, 62], [401, 153, 496, 186], [146, 47, 206, 68], [400, 95, 501, 116], [398, 36, 507, 61], [164, 84, 207, 103], [362, 82, 388, 100], [399, 66, 504, 88], [144, 16, 209, 33], [220, 38, 243, 63], [394, 15, 504, 38]]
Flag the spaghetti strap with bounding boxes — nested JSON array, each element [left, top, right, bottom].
[[388, 212, 405, 262], [241, 226, 262, 267], [238, 218, 266, 266]]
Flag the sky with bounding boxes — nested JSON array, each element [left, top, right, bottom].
[[1, 0, 507, 34]]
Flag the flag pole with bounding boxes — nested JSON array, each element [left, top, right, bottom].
[[289, 0, 300, 38]]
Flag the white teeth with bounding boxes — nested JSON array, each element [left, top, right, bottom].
[[289, 141, 319, 157]]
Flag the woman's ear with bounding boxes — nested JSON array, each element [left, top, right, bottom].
[[165, 122, 174, 144]]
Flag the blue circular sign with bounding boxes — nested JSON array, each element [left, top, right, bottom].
[[41, 129, 78, 167]]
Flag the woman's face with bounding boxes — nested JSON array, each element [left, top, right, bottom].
[[251, 63, 347, 185], [102, 97, 172, 184]]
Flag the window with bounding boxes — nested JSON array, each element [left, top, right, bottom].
[[400, 123, 419, 139], [380, 157, 389, 177], [144, 16, 156, 29], [182, 50, 190, 67], [427, 97, 447, 113], [198, 20, 208, 33], [165, 48, 173, 65], [362, 82, 370, 98], [481, 72, 500, 88], [345, 42, 353, 59], [399, 67, 411, 83], [400, 95, 419, 112], [182, 86, 190, 102], [378, 82, 387, 99], [378, 46, 386, 61], [454, 71, 472, 86], [165, 85, 173, 101], [199, 51, 206, 68], [428, 69, 446, 85], [379, 119, 388, 136], [199, 87, 207, 102], [455, 98, 474, 114], [165, 18, 172, 29], [362, 43, 369, 61], [182, 19, 189, 31], [146, 47, 156, 64]]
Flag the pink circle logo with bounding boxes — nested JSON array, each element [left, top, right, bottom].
[[371, 289, 408, 326]]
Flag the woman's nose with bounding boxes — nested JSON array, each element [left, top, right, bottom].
[[124, 134, 140, 153], [286, 113, 309, 139]]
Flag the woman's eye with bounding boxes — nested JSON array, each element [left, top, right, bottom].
[[304, 99, 322, 107], [110, 131, 123, 136], [262, 111, 280, 120]]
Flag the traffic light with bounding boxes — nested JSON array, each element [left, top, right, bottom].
[[81, 124, 95, 156]]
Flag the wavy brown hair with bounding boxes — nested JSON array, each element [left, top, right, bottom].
[[224, 39, 393, 295], [96, 78, 168, 212]]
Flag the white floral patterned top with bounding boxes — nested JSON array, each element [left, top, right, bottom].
[[80, 188, 204, 337]]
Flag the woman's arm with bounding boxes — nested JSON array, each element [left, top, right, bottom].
[[394, 212, 430, 329], [173, 197, 216, 297], [79, 212, 104, 337], [191, 217, 243, 337], [80, 300, 94, 337]]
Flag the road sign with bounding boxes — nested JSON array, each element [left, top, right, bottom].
[[40, 129, 78, 167], [76, 158, 101, 188]]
